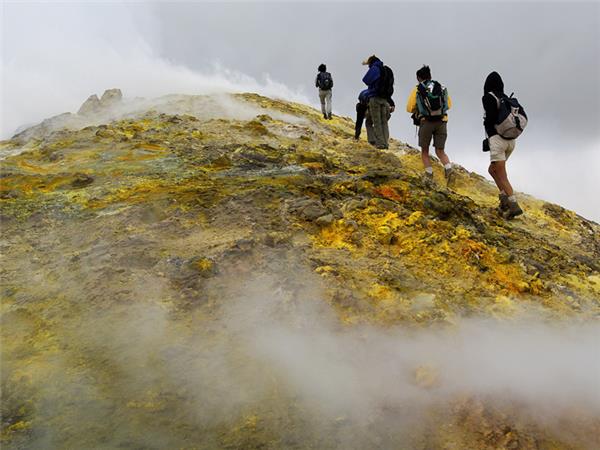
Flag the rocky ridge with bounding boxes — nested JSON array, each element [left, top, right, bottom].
[[1, 92, 599, 449]]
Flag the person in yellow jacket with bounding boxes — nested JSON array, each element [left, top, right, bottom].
[[406, 65, 455, 185]]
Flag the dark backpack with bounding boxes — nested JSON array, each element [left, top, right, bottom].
[[417, 80, 445, 117], [377, 65, 394, 97], [317, 72, 333, 90], [490, 92, 528, 139]]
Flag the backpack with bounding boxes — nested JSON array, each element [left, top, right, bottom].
[[317, 72, 333, 90], [377, 65, 394, 97], [416, 80, 447, 118], [489, 92, 528, 139]]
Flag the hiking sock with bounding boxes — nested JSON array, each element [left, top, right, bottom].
[[425, 167, 433, 175], [444, 163, 452, 170], [508, 195, 517, 203]]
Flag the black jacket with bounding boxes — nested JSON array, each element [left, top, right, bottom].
[[482, 71, 504, 137]]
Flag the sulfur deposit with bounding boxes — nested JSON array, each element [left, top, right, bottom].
[[1, 92, 599, 449]]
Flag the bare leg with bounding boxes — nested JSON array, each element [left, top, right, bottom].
[[489, 161, 513, 196], [488, 163, 502, 191], [421, 145, 432, 170], [435, 147, 450, 166]]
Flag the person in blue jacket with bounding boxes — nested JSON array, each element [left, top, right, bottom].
[[359, 55, 394, 149]]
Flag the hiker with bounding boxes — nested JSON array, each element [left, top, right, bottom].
[[354, 93, 395, 143], [359, 55, 395, 149], [482, 71, 527, 219], [315, 64, 333, 120], [406, 65, 454, 185]]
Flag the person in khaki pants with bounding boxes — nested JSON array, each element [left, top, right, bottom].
[[359, 55, 393, 149], [365, 96, 395, 146], [482, 71, 523, 219], [315, 64, 333, 120]]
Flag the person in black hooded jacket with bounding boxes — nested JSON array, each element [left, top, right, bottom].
[[483, 71, 523, 219], [316, 64, 333, 119]]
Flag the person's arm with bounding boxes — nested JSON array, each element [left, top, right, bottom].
[[315, 75, 319, 88], [387, 96, 395, 112], [406, 87, 417, 114], [482, 93, 498, 137]]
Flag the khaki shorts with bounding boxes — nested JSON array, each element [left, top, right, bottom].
[[489, 134, 516, 162], [418, 120, 447, 149]]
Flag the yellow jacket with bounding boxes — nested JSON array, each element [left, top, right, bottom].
[[406, 85, 452, 122]]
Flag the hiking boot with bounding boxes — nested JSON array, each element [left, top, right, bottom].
[[422, 171, 434, 187], [328, 113, 333, 120], [503, 200, 523, 219], [323, 113, 328, 120], [498, 193, 510, 212], [444, 166, 456, 185]]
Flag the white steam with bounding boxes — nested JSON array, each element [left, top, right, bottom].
[[1, 3, 309, 138], [226, 274, 600, 419], [9, 263, 600, 448]]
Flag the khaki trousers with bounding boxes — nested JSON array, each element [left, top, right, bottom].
[[367, 97, 391, 148], [318, 89, 332, 116]]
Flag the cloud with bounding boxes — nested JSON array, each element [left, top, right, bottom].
[[1, 3, 309, 138]]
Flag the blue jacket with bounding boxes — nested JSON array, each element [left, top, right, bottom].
[[360, 59, 383, 100]]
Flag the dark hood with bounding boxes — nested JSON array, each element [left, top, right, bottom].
[[484, 71, 504, 94]]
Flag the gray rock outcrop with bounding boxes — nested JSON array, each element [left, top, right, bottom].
[[77, 89, 123, 116], [100, 88, 123, 107], [77, 94, 101, 115]]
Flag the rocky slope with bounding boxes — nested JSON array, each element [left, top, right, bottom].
[[1, 92, 599, 449]]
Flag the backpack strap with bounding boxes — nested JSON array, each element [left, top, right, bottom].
[[488, 91, 501, 108]]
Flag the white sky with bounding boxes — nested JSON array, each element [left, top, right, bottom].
[[2, 1, 599, 221]]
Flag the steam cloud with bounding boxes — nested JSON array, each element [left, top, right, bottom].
[[1, 215, 597, 448], [16, 268, 596, 449], [226, 274, 600, 417], [1, 3, 309, 138]]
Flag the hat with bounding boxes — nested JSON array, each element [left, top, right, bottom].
[[362, 55, 377, 65]]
